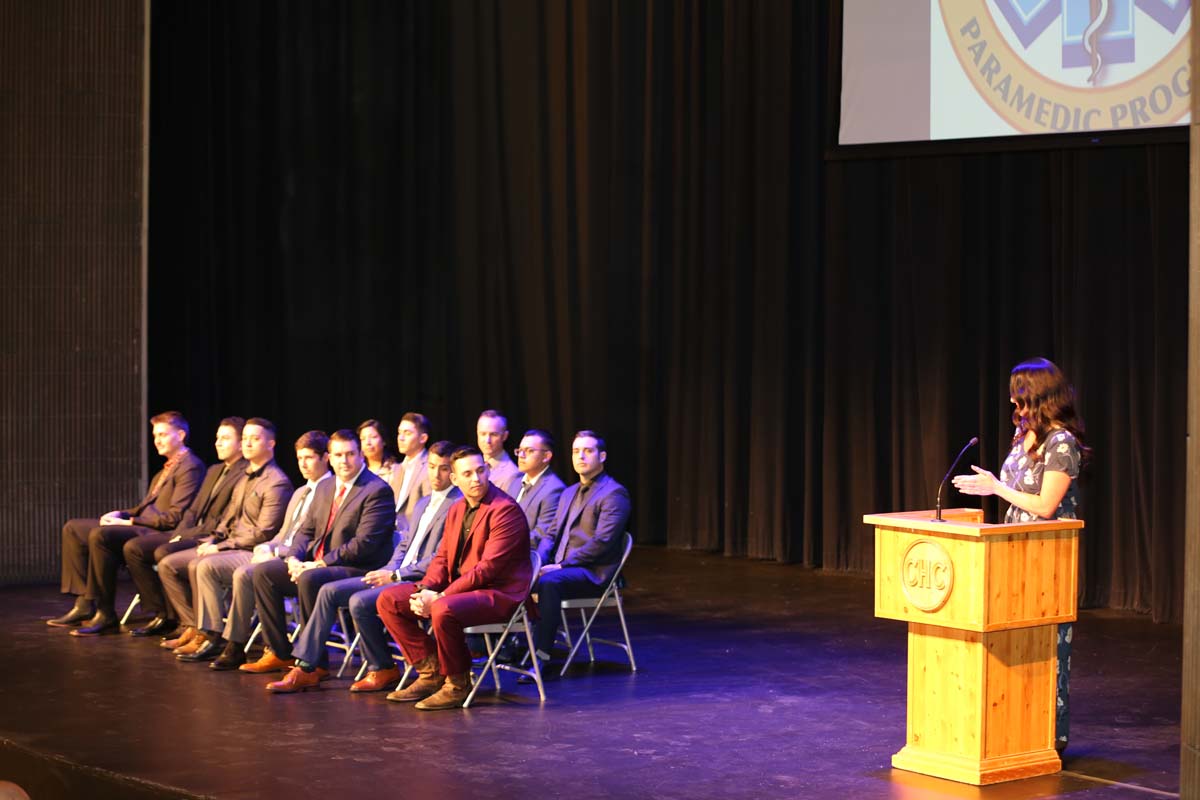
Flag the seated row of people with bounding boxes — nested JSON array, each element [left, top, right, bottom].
[[47, 409, 631, 711]]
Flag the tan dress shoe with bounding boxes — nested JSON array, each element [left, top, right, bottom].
[[172, 632, 208, 656], [266, 666, 322, 693], [239, 648, 295, 673], [414, 673, 471, 711], [162, 626, 197, 650], [350, 667, 402, 693]]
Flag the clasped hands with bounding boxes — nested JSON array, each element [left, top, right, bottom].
[[409, 589, 441, 618], [286, 556, 326, 582], [99, 511, 132, 527], [951, 466, 999, 497]]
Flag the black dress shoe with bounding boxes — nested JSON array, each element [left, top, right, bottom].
[[70, 610, 119, 636], [47, 600, 95, 627], [210, 642, 247, 671], [130, 616, 177, 637], [177, 637, 224, 662]]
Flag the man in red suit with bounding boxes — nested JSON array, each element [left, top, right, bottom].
[[376, 445, 531, 711]]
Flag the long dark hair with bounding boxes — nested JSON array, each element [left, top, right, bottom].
[[1009, 357, 1091, 466]]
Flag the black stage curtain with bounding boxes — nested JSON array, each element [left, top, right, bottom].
[[148, 1, 1188, 622]]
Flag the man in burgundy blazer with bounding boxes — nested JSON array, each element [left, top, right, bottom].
[[377, 445, 531, 710], [50, 410, 205, 634]]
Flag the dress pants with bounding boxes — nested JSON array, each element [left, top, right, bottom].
[[213, 556, 261, 644], [62, 518, 156, 612], [292, 579, 391, 671], [181, 550, 252, 635], [252, 562, 368, 660], [533, 567, 604, 654], [123, 533, 197, 617], [376, 584, 516, 676], [158, 548, 206, 627], [88, 525, 154, 612]]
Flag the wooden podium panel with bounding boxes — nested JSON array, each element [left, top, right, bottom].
[[865, 509, 1083, 785]]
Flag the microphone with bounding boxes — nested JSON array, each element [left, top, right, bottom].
[[934, 436, 979, 521]]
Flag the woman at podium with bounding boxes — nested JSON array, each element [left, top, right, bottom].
[[952, 356, 1090, 754]]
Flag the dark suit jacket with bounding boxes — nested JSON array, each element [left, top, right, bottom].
[[173, 457, 248, 539], [301, 468, 394, 569], [386, 487, 461, 581], [122, 450, 205, 531], [520, 470, 566, 549], [537, 472, 630, 586], [421, 483, 531, 608]]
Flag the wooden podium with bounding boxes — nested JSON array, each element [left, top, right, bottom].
[[863, 508, 1084, 785]]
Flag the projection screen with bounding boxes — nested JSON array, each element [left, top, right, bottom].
[[840, 0, 1192, 145]]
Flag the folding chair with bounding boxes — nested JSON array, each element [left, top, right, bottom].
[[558, 532, 637, 676], [120, 593, 141, 625], [461, 551, 545, 708]]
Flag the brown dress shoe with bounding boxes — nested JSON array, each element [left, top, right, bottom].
[[350, 667, 402, 693], [266, 666, 322, 693], [415, 673, 471, 711], [239, 648, 295, 673], [172, 632, 208, 656], [385, 654, 443, 703], [162, 626, 197, 650]]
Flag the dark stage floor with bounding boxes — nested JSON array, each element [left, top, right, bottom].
[[0, 548, 1182, 799]]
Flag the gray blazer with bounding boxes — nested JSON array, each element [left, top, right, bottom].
[[536, 472, 631, 586], [520, 470, 566, 549], [390, 450, 431, 535], [386, 487, 462, 581], [210, 460, 294, 550], [266, 472, 331, 559]]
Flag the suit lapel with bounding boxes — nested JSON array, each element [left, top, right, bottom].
[[329, 473, 367, 532]]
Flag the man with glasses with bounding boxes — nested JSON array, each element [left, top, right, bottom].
[[514, 429, 566, 547]]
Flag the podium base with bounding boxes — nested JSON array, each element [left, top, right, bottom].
[[892, 746, 1061, 785]]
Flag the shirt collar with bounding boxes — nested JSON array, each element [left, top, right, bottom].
[[337, 463, 367, 494]]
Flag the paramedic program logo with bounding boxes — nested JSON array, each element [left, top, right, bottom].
[[939, 0, 1191, 133]]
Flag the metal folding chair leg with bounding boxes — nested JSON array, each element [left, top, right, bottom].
[[120, 593, 141, 626]]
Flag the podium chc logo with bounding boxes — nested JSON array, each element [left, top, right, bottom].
[[939, 0, 1191, 133], [901, 540, 954, 612]]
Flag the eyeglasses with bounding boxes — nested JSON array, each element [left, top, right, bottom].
[[514, 447, 547, 457]]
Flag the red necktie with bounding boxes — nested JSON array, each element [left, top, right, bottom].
[[315, 484, 348, 561]]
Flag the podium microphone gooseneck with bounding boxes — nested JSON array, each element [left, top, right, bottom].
[[934, 436, 979, 521]]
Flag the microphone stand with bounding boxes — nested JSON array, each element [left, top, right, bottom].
[[934, 436, 979, 521]]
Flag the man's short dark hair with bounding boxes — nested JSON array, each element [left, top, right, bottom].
[[523, 429, 556, 453], [429, 440, 456, 458], [150, 411, 189, 439], [245, 417, 277, 439], [295, 430, 329, 453], [451, 445, 483, 464], [330, 429, 361, 449], [573, 429, 606, 452], [401, 412, 431, 437], [218, 417, 246, 436], [478, 409, 508, 430]]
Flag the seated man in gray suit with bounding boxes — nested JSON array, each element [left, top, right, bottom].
[[167, 418, 293, 662], [198, 430, 331, 669], [125, 417, 248, 638], [532, 430, 631, 663], [266, 440, 462, 693], [239, 429, 393, 677], [51, 411, 205, 634], [515, 429, 566, 546]]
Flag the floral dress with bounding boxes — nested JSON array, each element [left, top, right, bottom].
[[998, 427, 1082, 752]]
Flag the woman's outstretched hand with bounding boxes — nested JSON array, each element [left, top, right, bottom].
[[952, 465, 998, 497]]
